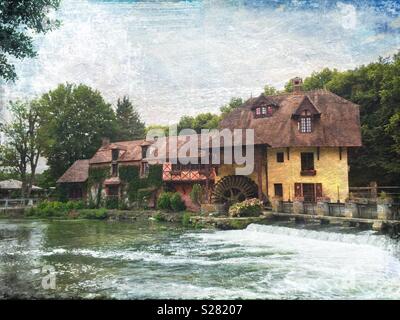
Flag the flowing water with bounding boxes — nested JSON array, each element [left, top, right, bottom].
[[1, 218, 400, 299]]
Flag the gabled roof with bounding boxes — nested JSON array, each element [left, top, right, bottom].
[[57, 160, 90, 183], [291, 95, 321, 118], [89, 140, 145, 164], [220, 89, 362, 147], [249, 94, 278, 110]]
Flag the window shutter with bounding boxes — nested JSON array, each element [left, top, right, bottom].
[[316, 183, 323, 198], [294, 183, 302, 197]]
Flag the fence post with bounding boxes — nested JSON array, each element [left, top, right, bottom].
[[370, 181, 378, 199], [345, 201, 358, 218], [271, 197, 283, 213], [317, 201, 329, 216], [293, 199, 304, 214], [377, 197, 393, 220]]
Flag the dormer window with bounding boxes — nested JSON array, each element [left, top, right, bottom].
[[254, 105, 275, 118], [112, 149, 119, 161], [299, 110, 312, 133]]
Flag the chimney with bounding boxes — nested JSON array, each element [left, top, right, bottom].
[[292, 77, 303, 94], [101, 137, 110, 148]]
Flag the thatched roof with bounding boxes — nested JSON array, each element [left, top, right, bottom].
[[219, 89, 362, 147], [57, 160, 90, 183], [0, 179, 42, 190]]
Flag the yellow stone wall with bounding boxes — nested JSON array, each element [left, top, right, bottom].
[[215, 147, 349, 202], [266, 147, 349, 202]]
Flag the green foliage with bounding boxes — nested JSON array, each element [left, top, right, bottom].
[[88, 166, 110, 207], [170, 192, 186, 212], [145, 124, 170, 136], [182, 212, 191, 227], [0, 0, 61, 81], [190, 184, 203, 205], [157, 192, 172, 210], [37, 83, 118, 182], [220, 97, 244, 118], [177, 113, 220, 133], [25, 200, 107, 219], [153, 212, 166, 222], [76, 208, 108, 220], [115, 96, 145, 141], [105, 197, 119, 209], [228, 198, 263, 217], [263, 85, 279, 96], [119, 165, 162, 204], [157, 192, 186, 212], [0, 100, 43, 197]]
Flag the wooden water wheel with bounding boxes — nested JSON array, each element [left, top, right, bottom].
[[212, 175, 258, 205]]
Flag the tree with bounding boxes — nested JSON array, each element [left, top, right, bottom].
[[177, 113, 220, 133], [263, 85, 279, 96], [0, 100, 43, 196], [38, 83, 118, 182], [145, 124, 170, 136], [284, 68, 339, 92], [220, 97, 243, 118], [115, 96, 145, 141], [0, 0, 61, 81]]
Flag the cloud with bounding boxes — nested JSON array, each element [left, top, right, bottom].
[[2, 0, 400, 125]]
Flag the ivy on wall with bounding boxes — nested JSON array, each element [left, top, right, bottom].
[[119, 164, 163, 202], [88, 166, 110, 207]]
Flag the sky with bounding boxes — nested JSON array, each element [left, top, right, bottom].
[[1, 0, 400, 125]]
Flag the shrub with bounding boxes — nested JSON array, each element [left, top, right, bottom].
[[105, 197, 119, 209], [157, 192, 173, 210], [182, 212, 191, 227], [170, 192, 186, 212], [190, 184, 203, 206], [228, 198, 263, 217], [153, 212, 166, 222], [66, 200, 85, 211], [78, 208, 108, 220]]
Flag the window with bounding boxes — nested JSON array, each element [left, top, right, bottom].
[[299, 110, 312, 133], [107, 185, 119, 196], [141, 162, 149, 177], [112, 163, 118, 177], [267, 106, 273, 116], [276, 152, 284, 163], [261, 107, 267, 115], [301, 152, 314, 171], [274, 184, 283, 197], [255, 107, 261, 116], [142, 146, 148, 159], [112, 149, 119, 161]]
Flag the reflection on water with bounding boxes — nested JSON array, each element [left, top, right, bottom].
[[1, 219, 400, 299]]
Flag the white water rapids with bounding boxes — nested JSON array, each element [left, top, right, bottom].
[[1, 220, 400, 299]]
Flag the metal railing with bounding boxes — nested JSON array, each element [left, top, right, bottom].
[[0, 198, 39, 208], [327, 203, 345, 217], [303, 202, 317, 215], [282, 201, 293, 213], [357, 203, 378, 219]]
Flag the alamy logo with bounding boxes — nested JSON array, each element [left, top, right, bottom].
[[145, 126, 255, 176], [41, 265, 56, 290]]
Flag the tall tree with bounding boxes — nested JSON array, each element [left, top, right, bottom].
[[0, 100, 43, 196], [220, 97, 243, 118], [38, 83, 118, 181], [0, 0, 61, 81], [115, 96, 145, 141]]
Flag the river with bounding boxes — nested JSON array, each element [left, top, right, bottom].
[[1, 219, 400, 299]]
